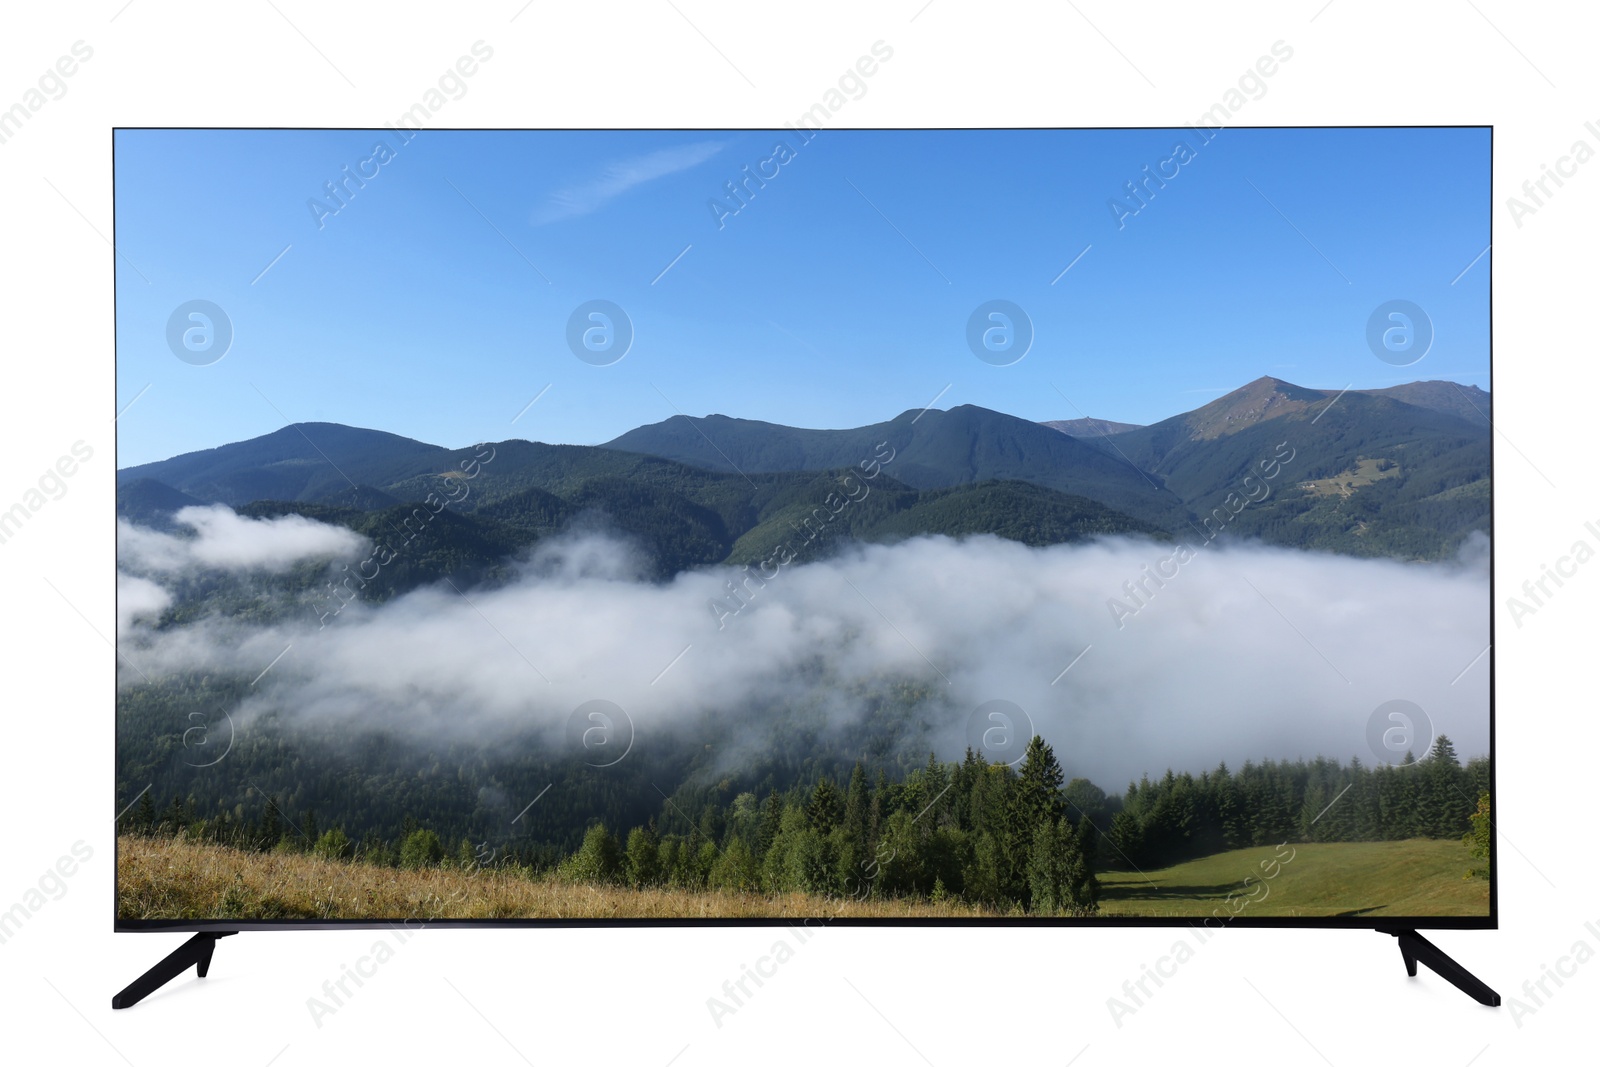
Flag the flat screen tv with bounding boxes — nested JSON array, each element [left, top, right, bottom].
[[113, 125, 1497, 1009]]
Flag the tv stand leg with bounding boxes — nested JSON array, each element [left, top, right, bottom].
[[113, 932, 237, 1009], [1387, 930, 1500, 1006]]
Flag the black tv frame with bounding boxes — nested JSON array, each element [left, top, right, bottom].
[[111, 124, 1498, 1008]]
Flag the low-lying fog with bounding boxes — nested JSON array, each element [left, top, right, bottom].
[[116, 505, 1490, 786]]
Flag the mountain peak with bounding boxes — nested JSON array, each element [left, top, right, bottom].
[[1185, 376, 1327, 439]]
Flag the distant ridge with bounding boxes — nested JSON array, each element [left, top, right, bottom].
[[601, 404, 1192, 530], [1043, 378, 1491, 442], [115, 478, 208, 530], [1362, 380, 1491, 425], [116, 422, 450, 506], [1041, 417, 1143, 437], [116, 375, 1492, 564]]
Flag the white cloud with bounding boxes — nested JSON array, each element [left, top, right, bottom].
[[533, 140, 725, 223], [118, 505, 367, 574], [116, 532, 1490, 786], [116, 572, 172, 638]]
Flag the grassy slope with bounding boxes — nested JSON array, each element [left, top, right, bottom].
[[1098, 839, 1489, 918], [117, 836, 991, 921], [120, 836, 1487, 921]]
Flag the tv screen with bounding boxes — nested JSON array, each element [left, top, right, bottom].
[[114, 126, 1491, 938]]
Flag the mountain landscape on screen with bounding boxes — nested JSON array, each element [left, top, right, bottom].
[[118, 376, 1491, 584], [115, 376, 1492, 922]]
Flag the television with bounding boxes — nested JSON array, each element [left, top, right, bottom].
[[113, 125, 1497, 1009]]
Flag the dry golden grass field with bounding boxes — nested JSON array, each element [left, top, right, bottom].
[[118, 835, 1486, 921], [116, 836, 994, 921]]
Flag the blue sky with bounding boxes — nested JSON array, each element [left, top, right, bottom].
[[114, 127, 1490, 467]]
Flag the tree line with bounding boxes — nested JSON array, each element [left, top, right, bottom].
[[1103, 734, 1490, 867], [119, 734, 1488, 913]]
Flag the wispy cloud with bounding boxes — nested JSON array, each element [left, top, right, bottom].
[[533, 141, 726, 224]]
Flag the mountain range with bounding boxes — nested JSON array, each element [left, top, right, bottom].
[[117, 376, 1491, 597]]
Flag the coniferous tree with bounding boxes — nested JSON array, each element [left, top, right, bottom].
[[1026, 815, 1100, 915], [1015, 736, 1066, 828], [1423, 734, 1466, 837], [160, 795, 186, 836], [758, 791, 783, 858], [1027, 818, 1075, 914], [954, 748, 981, 827], [869, 769, 893, 841], [259, 796, 283, 851], [807, 778, 842, 833], [843, 761, 869, 843], [1001, 737, 1065, 896], [131, 791, 156, 835], [1464, 756, 1492, 804]]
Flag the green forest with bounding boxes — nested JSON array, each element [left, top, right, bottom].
[[119, 732, 1490, 916]]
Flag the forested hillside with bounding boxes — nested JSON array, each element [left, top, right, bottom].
[[1075, 377, 1491, 559]]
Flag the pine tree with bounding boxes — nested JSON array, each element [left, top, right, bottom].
[[1067, 815, 1101, 912], [868, 769, 890, 842], [843, 762, 869, 844], [131, 791, 156, 835], [806, 778, 842, 833], [162, 795, 187, 836], [1015, 736, 1066, 828], [835, 766, 871, 897], [1007, 736, 1065, 893], [1027, 816, 1098, 915], [259, 796, 283, 851], [758, 791, 783, 858], [962, 830, 1004, 906], [954, 748, 981, 827], [1423, 734, 1467, 837], [1103, 805, 1141, 865], [911, 752, 948, 826]]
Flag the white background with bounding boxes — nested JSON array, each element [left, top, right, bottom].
[[1, 2, 1595, 1064]]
